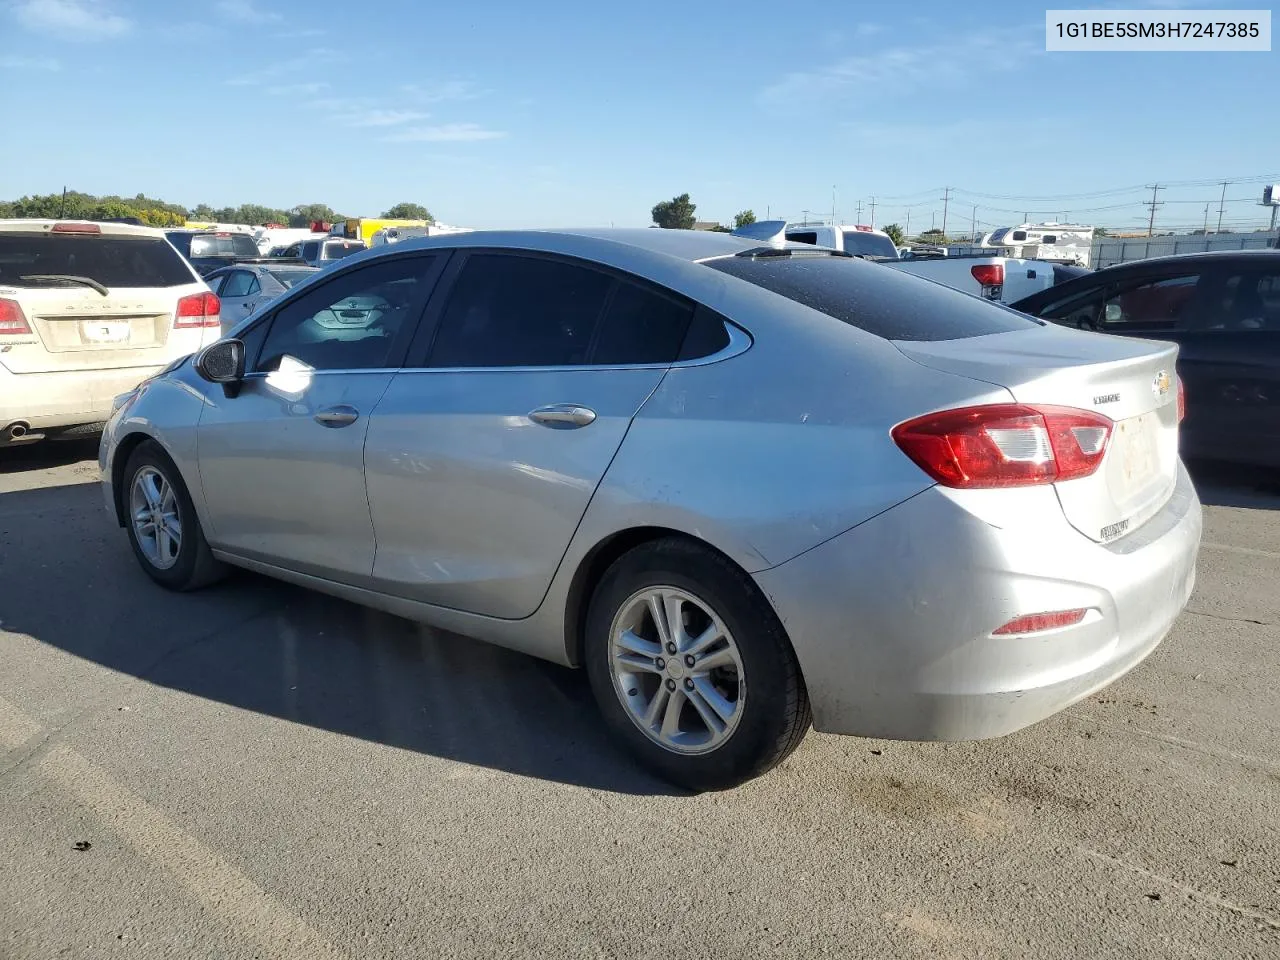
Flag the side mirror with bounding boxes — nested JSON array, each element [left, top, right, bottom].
[[195, 339, 246, 397]]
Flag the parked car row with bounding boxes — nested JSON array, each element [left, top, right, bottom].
[[98, 227, 1201, 791]]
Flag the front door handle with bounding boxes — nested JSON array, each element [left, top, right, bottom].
[[528, 403, 597, 428], [314, 404, 360, 428]]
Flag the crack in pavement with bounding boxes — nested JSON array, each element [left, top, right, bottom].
[[1185, 609, 1272, 626]]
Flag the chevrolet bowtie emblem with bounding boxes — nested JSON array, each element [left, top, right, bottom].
[[1152, 370, 1171, 398]]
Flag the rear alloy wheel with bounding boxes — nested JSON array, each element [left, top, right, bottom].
[[585, 538, 811, 791], [122, 441, 225, 591]]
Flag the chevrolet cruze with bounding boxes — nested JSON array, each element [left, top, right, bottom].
[[100, 229, 1202, 790]]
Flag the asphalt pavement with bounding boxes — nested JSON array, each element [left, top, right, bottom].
[[1, 440, 1277, 959]]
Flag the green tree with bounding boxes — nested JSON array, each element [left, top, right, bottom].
[[1094, 226, 1110, 237], [708, 224, 733, 233], [651, 193, 696, 230], [288, 203, 338, 228], [382, 202, 432, 220], [733, 209, 757, 229], [191, 203, 215, 220], [916, 228, 948, 245], [881, 223, 906, 246]]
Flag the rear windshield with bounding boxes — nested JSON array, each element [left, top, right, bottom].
[[322, 241, 364, 260], [841, 231, 899, 259], [0, 234, 196, 288], [705, 254, 1039, 341], [267, 268, 317, 288], [187, 234, 260, 258]]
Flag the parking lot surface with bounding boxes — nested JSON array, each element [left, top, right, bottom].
[[1, 441, 1277, 959]]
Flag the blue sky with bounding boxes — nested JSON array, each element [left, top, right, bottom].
[[0, 0, 1276, 231]]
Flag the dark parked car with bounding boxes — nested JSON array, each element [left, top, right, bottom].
[[1010, 251, 1280, 468], [164, 230, 304, 277]]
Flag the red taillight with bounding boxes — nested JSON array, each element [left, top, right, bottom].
[[1176, 377, 1185, 423], [854, 224, 873, 232], [970, 264, 1004, 287], [891, 403, 1113, 488], [50, 222, 101, 235], [0, 298, 32, 335], [992, 609, 1088, 636], [175, 292, 221, 327]]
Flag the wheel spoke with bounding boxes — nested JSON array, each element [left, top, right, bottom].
[[643, 684, 671, 727], [646, 593, 673, 648], [660, 689, 686, 739], [691, 677, 736, 724], [141, 473, 162, 510], [685, 622, 723, 658], [616, 628, 661, 660], [616, 654, 662, 675], [665, 593, 688, 650], [685, 685, 726, 738], [160, 484, 176, 514], [693, 645, 736, 674]]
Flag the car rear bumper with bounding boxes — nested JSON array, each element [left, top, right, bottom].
[[752, 463, 1202, 741], [0, 364, 162, 431]]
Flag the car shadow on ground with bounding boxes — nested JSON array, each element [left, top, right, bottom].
[[0, 438, 100, 474], [0, 467, 682, 797], [1188, 459, 1280, 510]]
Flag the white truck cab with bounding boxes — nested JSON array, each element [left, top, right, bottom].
[[781, 222, 900, 259]]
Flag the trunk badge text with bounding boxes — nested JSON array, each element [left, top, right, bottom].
[[1093, 393, 1120, 405]]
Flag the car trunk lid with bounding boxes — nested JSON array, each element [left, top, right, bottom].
[[895, 324, 1181, 543]]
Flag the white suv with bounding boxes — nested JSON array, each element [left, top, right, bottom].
[[0, 220, 221, 445]]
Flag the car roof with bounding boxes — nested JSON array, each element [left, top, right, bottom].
[[1096, 248, 1280, 271], [0, 218, 165, 238], [390, 228, 785, 263]]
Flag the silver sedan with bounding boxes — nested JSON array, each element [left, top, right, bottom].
[[99, 229, 1202, 790]]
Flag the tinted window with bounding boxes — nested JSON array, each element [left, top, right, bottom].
[[841, 231, 898, 258], [678, 306, 732, 361], [204, 273, 226, 295], [165, 232, 192, 257], [323, 241, 364, 260], [0, 235, 195, 288], [1189, 269, 1280, 332], [593, 282, 694, 365], [1035, 284, 1108, 330], [220, 271, 255, 298], [255, 256, 435, 373], [1101, 274, 1200, 333], [188, 234, 259, 258], [429, 254, 612, 367], [786, 232, 818, 245], [705, 254, 1038, 341], [1011, 230, 1028, 242], [267, 267, 316, 288], [301, 242, 319, 259]]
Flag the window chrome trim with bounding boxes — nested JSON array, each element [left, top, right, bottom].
[[392, 319, 752, 376]]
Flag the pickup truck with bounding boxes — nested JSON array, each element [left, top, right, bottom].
[[732, 221, 1056, 303], [164, 230, 306, 277]]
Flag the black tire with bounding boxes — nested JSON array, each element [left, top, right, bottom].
[[584, 538, 811, 792], [121, 441, 226, 591]]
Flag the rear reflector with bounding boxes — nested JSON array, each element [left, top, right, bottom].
[[175, 292, 221, 328], [50, 222, 101, 235], [1177, 377, 1185, 423], [0, 298, 32, 335], [993, 609, 1087, 635], [970, 263, 1005, 287], [892, 403, 1114, 488]]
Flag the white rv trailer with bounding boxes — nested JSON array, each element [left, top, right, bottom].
[[980, 223, 1095, 267]]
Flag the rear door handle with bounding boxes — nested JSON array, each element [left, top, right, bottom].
[[314, 405, 360, 428], [528, 403, 597, 428]]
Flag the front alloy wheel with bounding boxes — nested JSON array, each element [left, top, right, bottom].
[[129, 465, 182, 570]]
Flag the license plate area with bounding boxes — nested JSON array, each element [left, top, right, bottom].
[[1111, 412, 1161, 502], [81, 320, 131, 344]]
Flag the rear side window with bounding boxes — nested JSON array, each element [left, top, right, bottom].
[[592, 282, 694, 365], [429, 254, 613, 367], [268, 268, 316, 288], [705, 255, 1038, 341], [841, 231, 898, 258], [0, 235, 195, 288]]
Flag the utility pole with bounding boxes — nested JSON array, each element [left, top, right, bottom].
[[832, 186, 836, 224], [856, 199, 863, 222], [941, 187, 952, 238], [971, 204, 978, 239], [59, 185, 67, 219], [1202, 203, 1210, 234], [869, 197, 877, 228], [931, 210, 936, 231], [1216, 181, 1229, 233], [1145, 183, 1163, 237], [801, 208, 812, 224], [905, 209, 911, 236]]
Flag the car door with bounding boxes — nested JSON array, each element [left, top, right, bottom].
[[216, 269, 262, 325], [363, 251, 697, 619], [1173, 263, 1280, 465], [196, 253, 444, 585]]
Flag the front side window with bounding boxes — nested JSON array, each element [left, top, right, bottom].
[[1036, 284, 1108, 330], [254, 256, 436, 373], [1101, 273, 1201, 333], [301, 242, 319, 260], [428, 254, 613, 368], [841, 231, 898, 258]]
